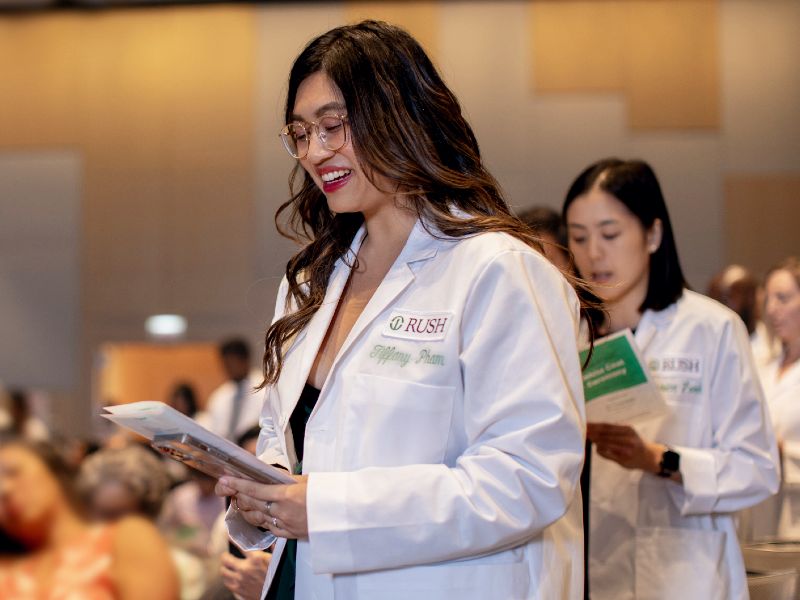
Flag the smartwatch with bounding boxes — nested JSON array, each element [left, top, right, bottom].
[[657, 448, 680, 478]]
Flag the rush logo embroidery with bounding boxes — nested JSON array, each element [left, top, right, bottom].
[[382, 310, 453, 341], [648, 355, 703, 378]]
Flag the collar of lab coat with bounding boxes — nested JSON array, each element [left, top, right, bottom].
[[634, 290, 683, 352], [279, 217, 444, 420]]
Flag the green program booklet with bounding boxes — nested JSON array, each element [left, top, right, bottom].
[[579, 329, 667, 424]]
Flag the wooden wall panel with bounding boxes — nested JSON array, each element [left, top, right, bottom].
[[344, 1, 439, 60], [725, 175, 800, 278], [530, 0, 720, 130], [530, 1, 626, 92], [626, 1, 719, 129], [0, 7, 259, 436], [99, 343, 226, 408]]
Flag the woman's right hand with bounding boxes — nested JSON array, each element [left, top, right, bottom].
[[216, 475, 310, 539]]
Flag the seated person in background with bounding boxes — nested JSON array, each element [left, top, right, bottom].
[[78, 444, 171, 522], [78, 444, 205, 600], [707, 263, 779, 367], [517, 205, 571, 272], [0, 437, 178, 599], [0, 389, 49, 441], [203, 426, 270, 600], [170, 382, 200, 419], [159, 470, 225, 559], [206, 339, 263, 442]]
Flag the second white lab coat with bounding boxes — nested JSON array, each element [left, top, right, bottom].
[[203, 370, 264, 442], [589, 291, 780, 600], [227, 219, 587, 599], [750, 354, 800, 538]]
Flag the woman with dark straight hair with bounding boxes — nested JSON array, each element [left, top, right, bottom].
[[563, 158, 779, 599], [216, 20, 588, 600]]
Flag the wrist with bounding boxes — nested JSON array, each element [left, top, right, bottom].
[[647, 442, 668, 475]]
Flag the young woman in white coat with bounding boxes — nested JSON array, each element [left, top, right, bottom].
[[563, 158, 779, 600], [753, 257, 800, 537], [215, 21, 589, 600]]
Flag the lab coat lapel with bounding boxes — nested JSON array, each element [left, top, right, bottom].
[[314, 220, 440, 403], [279, 226, 367, 423]]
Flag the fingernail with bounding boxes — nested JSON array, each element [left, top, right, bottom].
[[219, 477, 230, 486]]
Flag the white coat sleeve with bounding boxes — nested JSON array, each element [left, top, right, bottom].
[[226, 276, 292, 551], [306, 250, 587, 574], [669, 316, 780, 515]]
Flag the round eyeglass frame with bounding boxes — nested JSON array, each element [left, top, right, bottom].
[[278, 114, 349, 159]]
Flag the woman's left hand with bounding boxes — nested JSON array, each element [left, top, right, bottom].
[[587, 423, 665, 475], [219, 474, 309, 539]]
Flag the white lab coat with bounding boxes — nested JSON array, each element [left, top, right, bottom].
[[204, 370, 264, 442], [589, 291, 780, 600], [227, 219, 587, 599], [753, 354, 800, 538]]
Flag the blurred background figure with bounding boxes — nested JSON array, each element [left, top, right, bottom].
[[0, 437, 178, 599], [745, 257, 800, 540], [78, 444, 171, 522], [170, 382, 200, 419], [159, 470, 225, 560], [0, 389, 49, 441], [78, 444, 206, 599], [707, 264, 779, 367], [206, 338, 263, 443], [202, 426, 270, 600], [517, 205, 571, 272]]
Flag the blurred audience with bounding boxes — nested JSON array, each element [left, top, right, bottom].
[[707, 263, 779, 367], [0, 437, 178, 599], [78, 444, 206, 599], [206, 339, 263, 442], [78, 444, 171, 522], [517, 205, 571, 272], [204, 426, 270, 600], [159, 470, 225, 559], [170, 382, 200, 419], [0, 389, 49, 441]]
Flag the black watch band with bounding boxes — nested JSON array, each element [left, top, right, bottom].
[[657, 448, 680, 478]]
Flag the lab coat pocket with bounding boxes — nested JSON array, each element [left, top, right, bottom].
[[341, 373, 455, 468], [634, 526, 728, 600]]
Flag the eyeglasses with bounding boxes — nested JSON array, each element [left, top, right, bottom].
[[279, 114, 348, 159]]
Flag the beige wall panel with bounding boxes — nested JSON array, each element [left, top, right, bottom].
[[724, 175, 800, 278], [0, 6, 259, 436], [721, 0, 800, 172], [626, 1, 720, 129], [344, 1, 439, 59], [0, 15, 85, 144], [99, 343, 226, 407], [530, 0, 720, 130], [530, 1, 626, 92]]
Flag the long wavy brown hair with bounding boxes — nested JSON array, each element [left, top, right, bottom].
[[262, 20, 594, 385]]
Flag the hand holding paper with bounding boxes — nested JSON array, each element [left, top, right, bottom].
[[588, 423, 666, 474], [219, 474, 309, 540], [579, 329, 667, 424], [101, 401, 294, 485]]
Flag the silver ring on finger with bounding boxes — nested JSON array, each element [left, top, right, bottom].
[[265, 501, 273, 515], [232, 496, 239, 511], [272, 516, 279, 528]]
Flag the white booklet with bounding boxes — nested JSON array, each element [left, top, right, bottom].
[[579, 329, 667, 424], [101, 401, 294, 485]]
